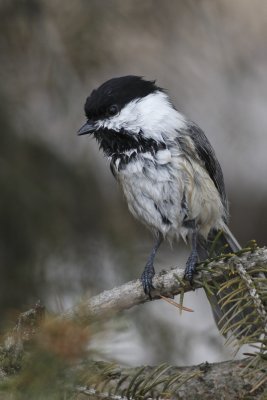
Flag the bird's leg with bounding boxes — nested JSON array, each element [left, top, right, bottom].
[[184, 221, 199, 284], [141, 233, 163, 298]]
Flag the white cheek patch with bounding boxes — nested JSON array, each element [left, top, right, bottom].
[[96, 91, 187, 143], [135, 92, 187, 142]]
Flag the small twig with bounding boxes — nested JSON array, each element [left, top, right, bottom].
[[159, 295, 194, 312]]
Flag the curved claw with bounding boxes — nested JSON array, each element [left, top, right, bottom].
[[141, 266, 155, 299], [184, 270, 194, 286], [184, 250, 198, 285]]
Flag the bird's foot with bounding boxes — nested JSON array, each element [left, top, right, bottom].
[[141, 262, 155, 299], [184, 250, 198, 285]]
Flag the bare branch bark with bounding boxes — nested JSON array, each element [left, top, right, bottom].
[[62, 247, 267, 322]]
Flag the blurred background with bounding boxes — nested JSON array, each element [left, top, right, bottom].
[[0, 0, 266, 367]]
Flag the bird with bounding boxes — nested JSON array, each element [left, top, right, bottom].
[[78, 75, 242, 328]]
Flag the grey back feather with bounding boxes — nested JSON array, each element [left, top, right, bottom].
[[177, 123, 228, 221]]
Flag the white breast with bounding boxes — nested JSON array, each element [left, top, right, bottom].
[[116, 152, 185, 239], [114, 147, 225, 242]]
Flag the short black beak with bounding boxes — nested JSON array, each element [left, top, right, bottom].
[[77, 121, 95, 136]]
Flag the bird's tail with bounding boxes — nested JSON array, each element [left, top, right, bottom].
[[198, 227, 258, 338]]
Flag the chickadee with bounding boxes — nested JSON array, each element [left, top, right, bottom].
[[78, 75, 240, 304]]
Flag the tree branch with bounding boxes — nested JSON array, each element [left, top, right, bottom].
[[1, 247, 266, 398], [74, 358, 266, 400], [63, 247, 267, 322]]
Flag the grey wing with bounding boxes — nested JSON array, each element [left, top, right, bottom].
[[177, 123, 229, 221]]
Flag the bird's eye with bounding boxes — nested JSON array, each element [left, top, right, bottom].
[[107, 105, 119, 116]]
